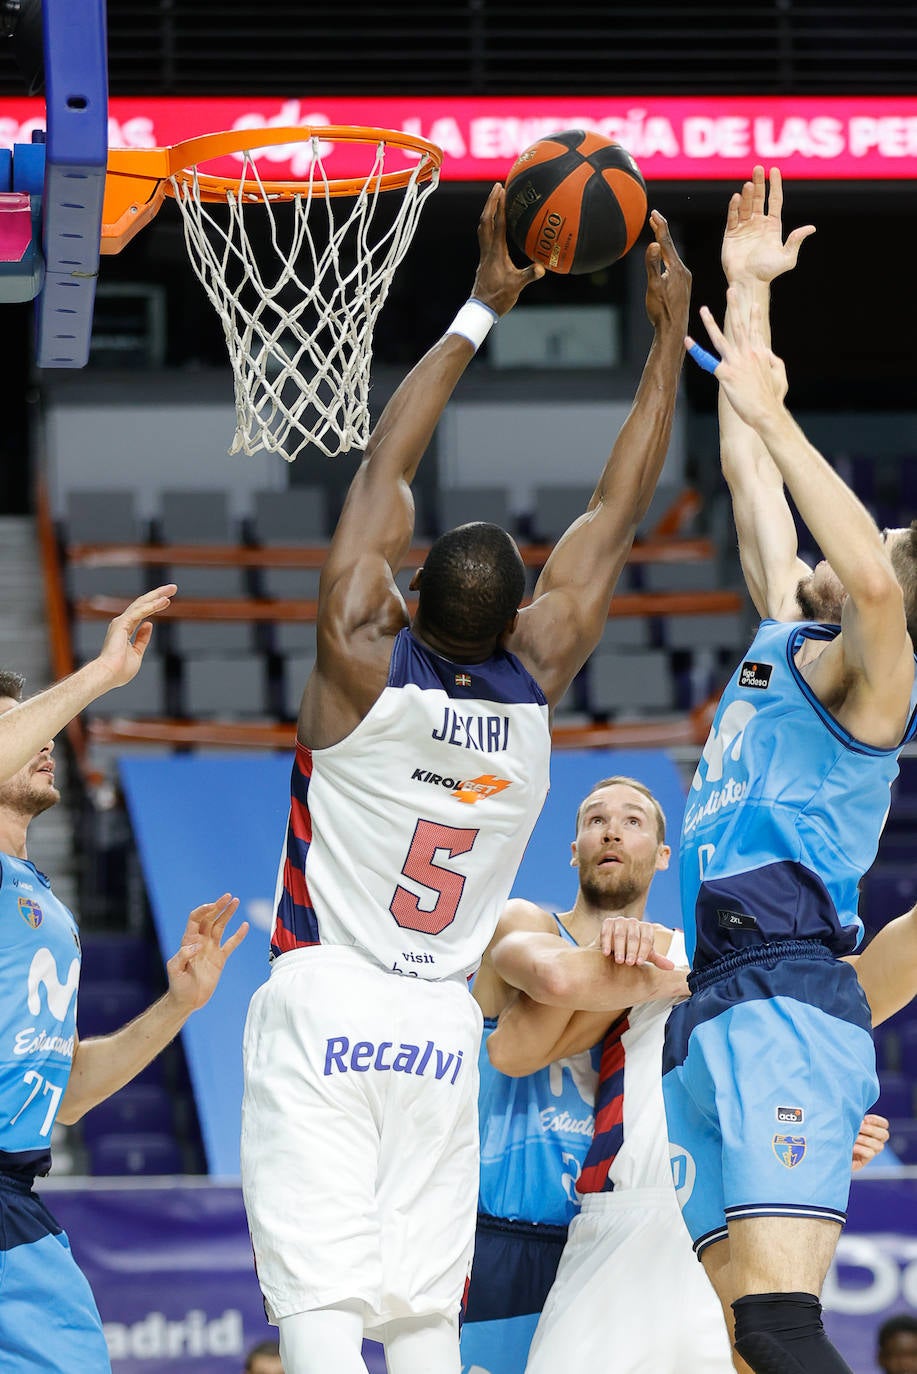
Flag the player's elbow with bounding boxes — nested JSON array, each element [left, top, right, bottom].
[[487, 1028, 544, 1078], [527, 950, 579, 1006], [55, 1092, 85, 1126], [852, 560, 902, 610]]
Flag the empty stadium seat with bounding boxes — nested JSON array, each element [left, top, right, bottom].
[[531, 484, 594, 542], [437, 487, 513, 535], [664, 612, 747, 653], [77, 981, 151, 1039], [65, 489, 143, 544], [282, 654, 317, 719], [80, 1084, 174, 1145], [861, 865, 917, 928], [589, 650, 676, 716], [65, 489, 147, 599], [89, 1132, 185, 1177], [252, 487, 330, 542], [887, 1120, 917, 1165], [596, 617, 651, 651], [876, 1072, 915, 1120], [78, 933, 153, 984], [183, 655, 269, 718], [81, 660, 168, 719]]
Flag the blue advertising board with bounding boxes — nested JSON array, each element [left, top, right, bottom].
[[44, 1172, 917, 1374]]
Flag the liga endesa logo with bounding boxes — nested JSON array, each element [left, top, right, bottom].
[[410, 767, 511, 804]]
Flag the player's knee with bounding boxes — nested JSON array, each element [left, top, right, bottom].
[[732, 1293, 853, 1374]]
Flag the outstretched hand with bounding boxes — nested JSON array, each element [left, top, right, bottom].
[[687, 291, 788, 429], [470, 183, 545, 317], [599, 915, 676, 969], [97, 584, 178, 688], [166, 894, 249, 1015], [721, 165, 816, 286], [644, 210, 692, 335]]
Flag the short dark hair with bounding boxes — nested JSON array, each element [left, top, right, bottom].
[[890, 519, 917, 650], [878, 1313, 917, 1348], [0, 671, 25, 703], [417, 522, 525, 643], [244, 1340, 281, 1371]]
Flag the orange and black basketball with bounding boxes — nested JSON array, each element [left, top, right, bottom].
[[504, 129, 647, 275]]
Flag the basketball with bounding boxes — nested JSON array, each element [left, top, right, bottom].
[[504, 129, 647, 275]]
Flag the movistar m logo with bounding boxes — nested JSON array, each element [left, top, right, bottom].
[[27, 948, 79, 1020]]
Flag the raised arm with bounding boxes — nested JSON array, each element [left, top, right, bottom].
[[59, 894, 247, 1122], [0, 585, 175, 781], [696, 296, 914, 745], [505, 212, 691, 708], [717, 167, 815, 620], [299, 185, 542, 747]]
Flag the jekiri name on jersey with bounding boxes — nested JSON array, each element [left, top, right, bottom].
[[323, 1035, 465, 1084], [431, 706, 509, 752]]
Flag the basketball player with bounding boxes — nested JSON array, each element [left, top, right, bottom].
[[0, 669, 248, 1373], [240, 184, 692, 1374], [461, 777, 689, 1374], [662, 165, 917, 1374], [470, 774, 888, 1374]]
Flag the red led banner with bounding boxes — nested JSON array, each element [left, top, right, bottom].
[[2, 95, 917, 180]]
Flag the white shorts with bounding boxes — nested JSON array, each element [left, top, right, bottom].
[[241, 945, 483, 1330], [525, 1189, 733, 1374]]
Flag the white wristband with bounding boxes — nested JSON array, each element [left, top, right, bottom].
[[447, 298, 498, 351]]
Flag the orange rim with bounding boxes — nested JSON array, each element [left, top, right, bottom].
[[101, 124, 443, 254]]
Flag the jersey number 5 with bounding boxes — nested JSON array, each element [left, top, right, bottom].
[[391, 819, 479, 935]]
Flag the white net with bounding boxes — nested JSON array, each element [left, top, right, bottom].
[[169, 135, 440, 461]]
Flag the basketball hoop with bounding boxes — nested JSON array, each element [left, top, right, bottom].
[[102, 126, 443, 460]]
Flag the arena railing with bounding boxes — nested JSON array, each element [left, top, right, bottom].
[[45, 493, 739, 762]]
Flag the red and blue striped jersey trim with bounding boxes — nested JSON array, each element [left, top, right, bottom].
[[576, 1015, 628, 1194], [271, 742, 321, 958]]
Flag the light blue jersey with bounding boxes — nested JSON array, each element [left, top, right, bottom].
[[0, 854, 79, 1176], [477, 917, 602, 1226], [681, 619, 917, 971], [0, 854, 110, 1372], [462, 917, 603, 1374]]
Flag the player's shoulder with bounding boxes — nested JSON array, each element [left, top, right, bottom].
[[498, 897, 559, 936]]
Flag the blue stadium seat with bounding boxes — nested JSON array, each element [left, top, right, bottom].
[[77, 981, 150, 1039], [80, 1084, 174, 1145], [89, 1132, 185, 1177], [861, 865, 917, 929], [876, 1072, 915, 1120], [78, 934, 153, 984], [896, 1022, 917, 1076], [887, 1120, 917, 1165]]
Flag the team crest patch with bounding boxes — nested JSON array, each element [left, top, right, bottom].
[[18, 897, 43, 929], [739, 661, 773, 690], [773, 1134, 806, 1168], [454, 673, 472, 688]]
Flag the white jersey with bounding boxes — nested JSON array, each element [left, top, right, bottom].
[[526, 928, 732, 1373], [270, 628, 551, 982], [577, 929, 687, 1194]]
